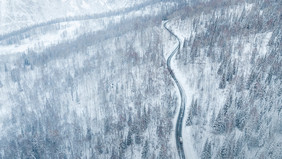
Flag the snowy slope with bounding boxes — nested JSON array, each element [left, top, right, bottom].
[[167, 0, 282, 158], [0, 1, 177, 56], [0, 1, 182, 158], [0, 0, 280, 158], [0, 0, 149, 35]]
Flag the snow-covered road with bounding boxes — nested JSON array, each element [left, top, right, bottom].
[[164, 21, 186, 159]]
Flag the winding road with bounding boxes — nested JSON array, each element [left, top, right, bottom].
[[164, 21, 186, 159]]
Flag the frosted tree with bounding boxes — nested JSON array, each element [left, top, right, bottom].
[[213, 111, 226, 134], [219, 73, 226, 89], [141, 140, 149, 159], [201, 139, 211, 159], [127, 130, 133, 146]]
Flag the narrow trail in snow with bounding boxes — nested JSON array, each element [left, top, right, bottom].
[[164, 21, 186, 159]]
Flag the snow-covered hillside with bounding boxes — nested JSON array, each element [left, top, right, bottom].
[[0, 0, 281, 158], [166, 0, 281, 158], [0, 1, 177, 56], [0, 0, 151, 35], [0, 1, 182, 158]]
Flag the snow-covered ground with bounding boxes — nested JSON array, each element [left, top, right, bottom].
[[0, 0, 151, 35], [0, 2, 176, 56], [0, 0, 281, 158], [165, 1, 282, 158], [0, 1, 182, 158]]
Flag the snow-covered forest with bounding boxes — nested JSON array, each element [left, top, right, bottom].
[[0, 0, 281, 158]]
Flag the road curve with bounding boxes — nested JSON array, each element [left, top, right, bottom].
[[163, 21, 186, 159]]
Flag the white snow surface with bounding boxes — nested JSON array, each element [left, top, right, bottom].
[[0, 0, 150, 35], [164, 1, 281, 158], [0, 2, 176, 56]]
